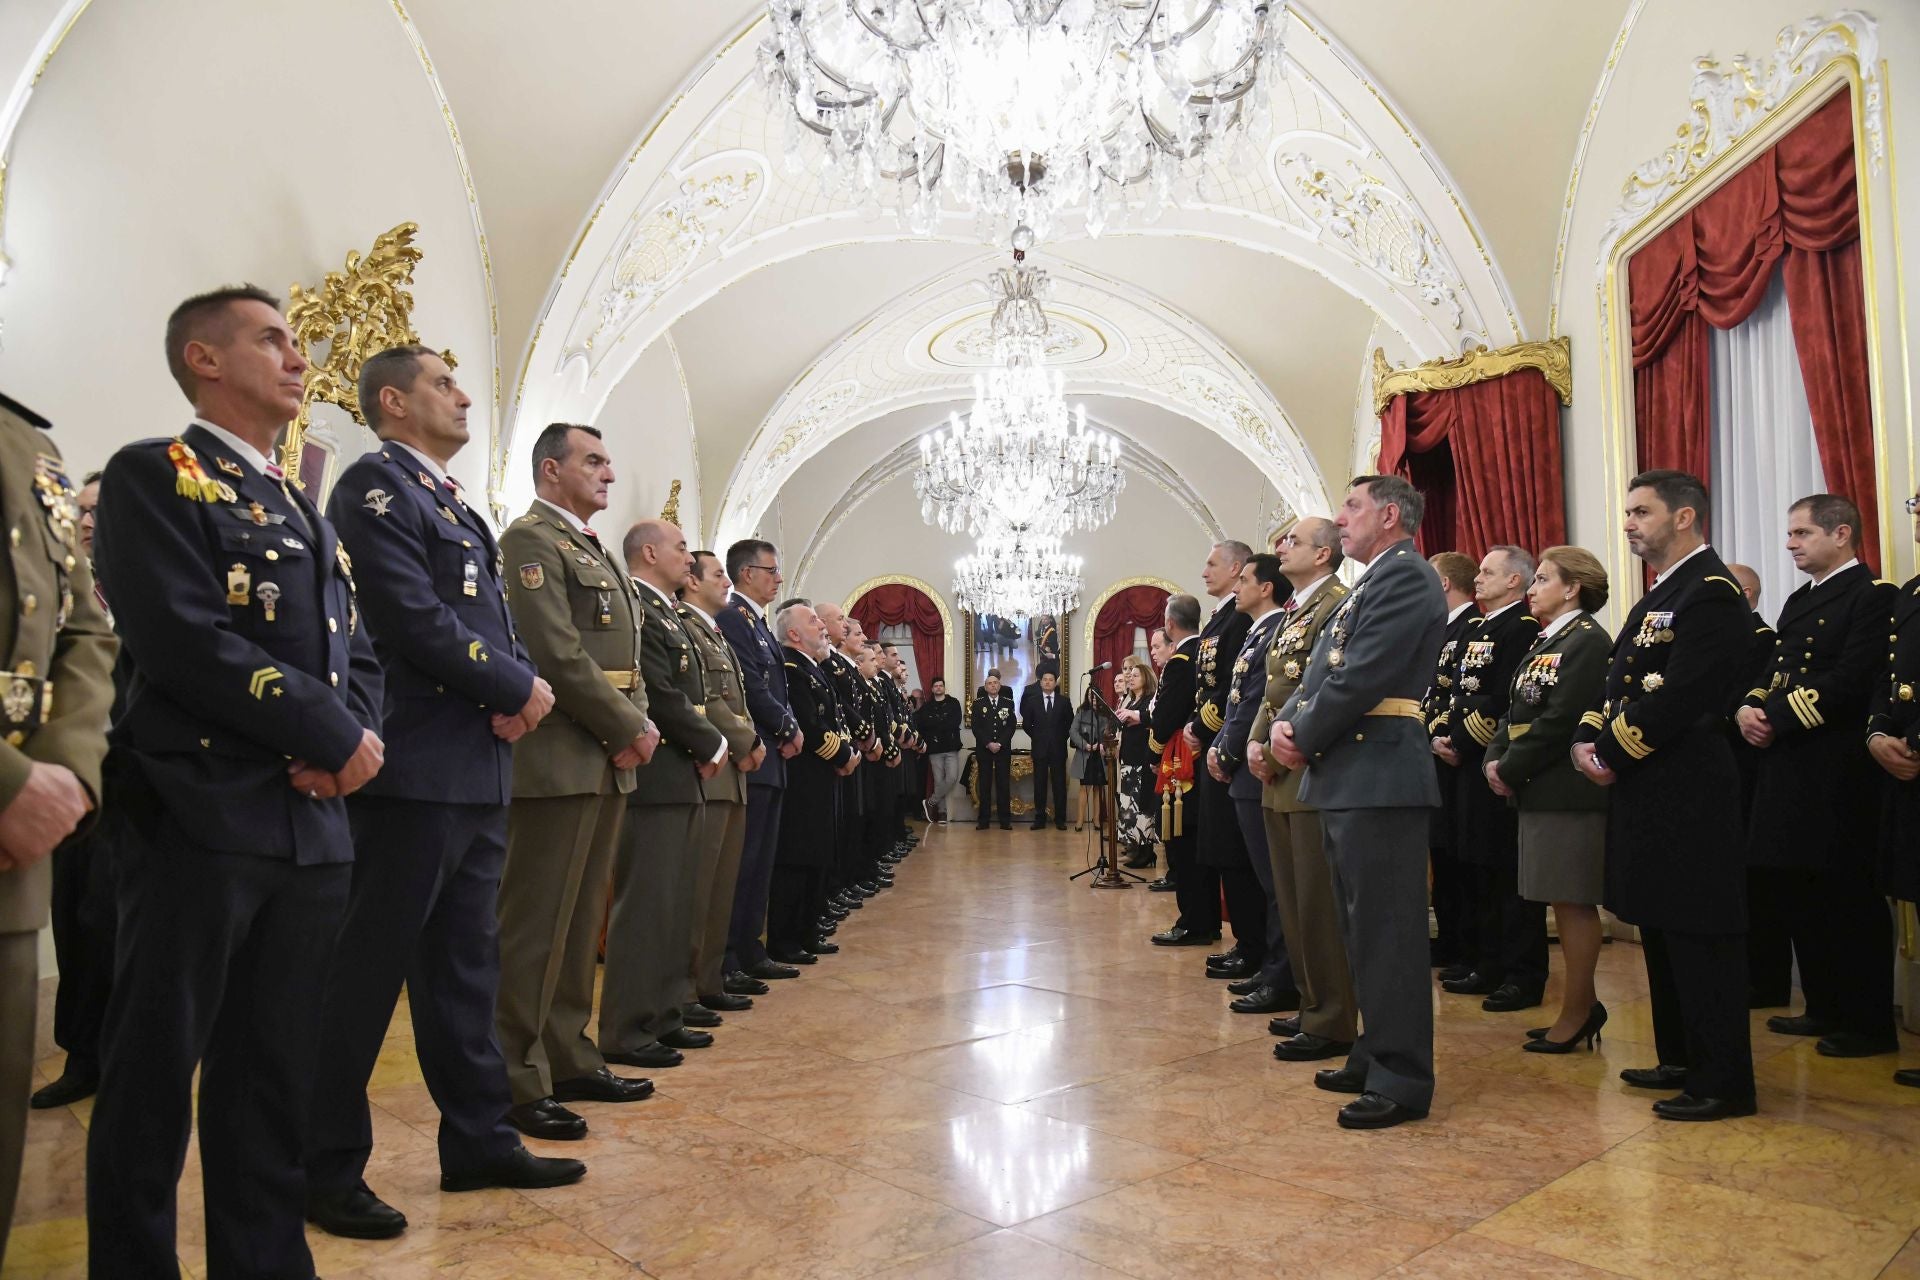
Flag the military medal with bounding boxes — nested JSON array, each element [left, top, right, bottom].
[[226, 563, 251, 606], [1327, 647, 1344, 668], [440, 505, 460, 525], [1284, 659, 1301, 680], [248, 501, 269, 526], [463, 560, 480, 597], [214, 482, 238, 503], [419, 470, 436, 489], [1643, 672, 1666, 692], [256, 581, 281, 622], [597, 590, 612, 626]]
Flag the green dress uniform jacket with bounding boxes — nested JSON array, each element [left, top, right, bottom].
[[1249, 579, 1349, 815], [630, 580, 725, 806], [682, 603, 758, 805], [501, 504, 650, 797], [1483, 613, 1611, 812]]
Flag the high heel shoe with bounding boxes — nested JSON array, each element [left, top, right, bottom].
[[1523, 1002, 1607, 1054]]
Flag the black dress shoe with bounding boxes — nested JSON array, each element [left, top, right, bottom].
[[1766, 1013, 1835, 1037], [555, 1064, 660, 1097], [726, 970, 772, 995], [681, 1005, 723, 1028], [441, 1146, 587, 1193], [1148, 876, 1175, 891], [1619, 1064, 1688, 1090], [1225, 975, 1264, 996], [1482, 984, 1545, 1013], [748, 960, 800, 980], [1436, 963, 1474, 983], [1652, 1093, 1756, 1122], [1206, 948, 1243, 965], [1274, 1033, 1352, 1062], [507, 1098, 588, 1141], [1151, 926, 1220, 947], [1816, 1032, 1899, 1058], [603, 1042, 684, 1070], [702, 991, 753, 1012], [660, 1028, 714, 1050], [1269, 1015, 1302, 1038], [1338, 1092, 1427, 1130], [1055, 822, 1069, 831], [805, 940, 840, 956], [975, 821, 989, 829], [1313, 1064, 1366, 1094], [1894, 1069, 1920, 1088], [1230, 985, 1301, 1015], [307, 1182, 407, 1239], [1441, 970, 1501, 996], [1207, 956, 1256, 980], [999, 823, 1013, 830], [767, 948, 818, 965], [28, 1070, 97, 1110]]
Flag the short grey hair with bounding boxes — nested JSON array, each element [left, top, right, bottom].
[[1487, 544, 1535, 583], [1165, 593, 1201, 633], [774, 602, 813, 643], [1214, 540, 1253, 568], [1352, 474, 1426, 536]]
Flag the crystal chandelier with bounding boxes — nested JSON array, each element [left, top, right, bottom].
[[762, 0, 1284, 241], [953, 523, 1084, 620], [913, 247, 1124, 537]]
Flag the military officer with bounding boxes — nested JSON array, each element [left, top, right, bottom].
[[1184, 543, 1254, 966], [87, 286, 385, 1275], [601, 519, 730, 1069], [1572, 470, 1755, 1121], [1249, 518, 1357, 1063], [818, 603, 873, 917], [1436, 546, 1547, 1012], [716, 540, 804, 989], [306, 346, 579, 1241], [1870, 490, 1920, 1088], [679, 551, 764, 1015], [1423, 551, 1478, 970], [970, 669, 1016, 829], [1207, 552, 1296, 1015], [496, 423, 659, 1134], [1738, 494, 1898, 1057], [0, 392, 114, 1271], [772, 601, 855, 959], [1148, 595, 1204, 941], [1725, 562, 1791, 1009]]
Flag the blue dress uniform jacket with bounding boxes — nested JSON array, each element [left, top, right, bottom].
[[1216, 609, 1285, 802], [95, 423, 382, 863], [326, 449, 536, 804], [1873, 575, 1920, 900], [717, 593, 797, 791]]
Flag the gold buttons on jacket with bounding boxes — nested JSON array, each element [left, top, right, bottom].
[[20, 595, 34, 616]]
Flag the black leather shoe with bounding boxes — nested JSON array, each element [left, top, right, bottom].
[[999, 823, 1014, 830], [507, 1097, 588, 1140], [1207, 956, 1256, 980], [1313, 1064, 1366, 1094], [1619, 1064, 1688, 1090], [1766, 1013, 1834, 1037], [805, 940, 841, 955], [28, 1070, 97, 1110], [1148, 876, 1175, 892], [1894, 1069, 1920, 1088], [307, 1182, 407, 1239], [1055, 822, 1069, 831], [1123, 851, 1156, 869], [441, 1146, 587, 1193], [1230, 985, 1301, 1015], [1436, 963, 1474, 984], [748, 960, 800, 980], [1652, 1093, 1756, 1122], [1274, 1033, 1352, 1062], [1269, 1015, 1302, 1038], [555, 1064, 660, 1097], [1441, 970, 1501, 996], [1206, 948, 1243, 965], [726, 970, 772, 994], [660, 1028, 714, 1050], [1338, 1092, 1427, 1130], [975, 821, 989, 830], [1482, 984, 1545, 1013], [703, 991, 753, 1012], [1225, 975, 1264, 996], [603, 1042, 684, 1070], [1151, 926, 1220, 947], [767, 948, 818, 965], [681, 1005, 723, 1028], [1816, 1032, 1899, 1058]]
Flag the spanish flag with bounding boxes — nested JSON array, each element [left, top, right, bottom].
[[1155, 734, 1196, 840]]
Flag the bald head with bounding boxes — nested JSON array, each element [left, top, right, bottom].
[[1726, 562, 1762, 610], [623, 518, 690, 591], [815, 601, 850, 646]]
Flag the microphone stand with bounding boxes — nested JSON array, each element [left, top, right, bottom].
[[1068, 670, 1139, 889]]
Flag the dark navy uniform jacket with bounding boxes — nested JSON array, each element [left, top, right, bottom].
[[717, 593, 797, 790], [326, 447, 536, 806], [95, 423, 382, 864], [1215, 608, 1284, 801]]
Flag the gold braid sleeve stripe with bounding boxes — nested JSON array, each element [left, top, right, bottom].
[[1610, 717, 1653, 760], [1147, 733, 1164, 754], [1464, 711, 1498, 747], [1579, 711, 1606, 730], [1746, 687, 1769, 701], [1200, 704, 1225, 733], [814, 730, 842, 760], [1787, 687, 1824, 729]]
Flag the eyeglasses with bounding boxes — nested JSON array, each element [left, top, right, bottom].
[[1275, 533, 1302, 549], [741, 562, 780, 575]]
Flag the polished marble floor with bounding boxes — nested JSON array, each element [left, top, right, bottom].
[[10, 822, 1920, 1278]]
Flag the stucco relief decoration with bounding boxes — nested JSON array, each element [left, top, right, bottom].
[[1596, 10, 1881, 271], [1177, 365, 1307, 496], [944, 316, 1086, 364], [746, 379, 863, 505]]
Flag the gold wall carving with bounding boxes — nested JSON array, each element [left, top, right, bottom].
[[660, 478, 682, 525], [1371, 337, 1573, 418]]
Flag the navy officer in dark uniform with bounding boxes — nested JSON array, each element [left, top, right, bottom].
[[771, 601, 855, 960], [304, 345, 582, 1241], [1870, 489, 1920, 1087], [87, 285, 387, 1277]]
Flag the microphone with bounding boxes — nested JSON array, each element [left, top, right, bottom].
[[1088, 660, 1114, 671]]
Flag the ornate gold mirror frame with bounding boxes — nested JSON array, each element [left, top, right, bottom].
[[960, 609, 1073, 699]]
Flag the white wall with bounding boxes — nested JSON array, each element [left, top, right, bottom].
[[590, 336, 703, 546]]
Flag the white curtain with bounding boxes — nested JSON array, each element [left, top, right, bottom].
[[1709, 269, 1826, 626]]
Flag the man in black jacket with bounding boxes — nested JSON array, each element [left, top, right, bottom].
[[1149, 595, 1211, 945], [971, 671, 1016, 829], [1022, 669, 1072, 829], [916, 677, 964, 822]]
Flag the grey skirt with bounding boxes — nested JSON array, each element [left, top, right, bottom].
[[1518, 809, 1606, 906]]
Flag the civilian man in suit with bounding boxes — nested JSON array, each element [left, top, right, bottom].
[[1272, 475, 1446, 1129], [0, 392, 114, 1271], [496, 424, 659, 1134], [1870, 489, 1920, 1088], [773, 602, 855, 960], [971, 670, 1016, 829], [1725, 563, 1790, 1008], [1572, 470, 1755, 1121], [1149, 596, 1209, 943], [602, 519, 730, 1071], [306, 346, 579, 1241], [1187, 543, 1255, 969], [1423, 551, 1478, 971], [1738, 494, 1897, 1057], [1023, 668, 1072, 830], [716, 540, 804, 990], [88, 286, 386, 1274]]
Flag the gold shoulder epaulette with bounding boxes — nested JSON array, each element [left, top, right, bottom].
[[1166, 652, 1190, 663], [1704, 575, 1743, 595], [167, 440, 224, 503]]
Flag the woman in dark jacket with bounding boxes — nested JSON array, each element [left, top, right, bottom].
[[1484, 546, 1612, 1054], [1114, 656, 1160, 866], [1068, 687, 1110, 832]]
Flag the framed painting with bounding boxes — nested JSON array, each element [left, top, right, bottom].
[[961, 610, 1070, 702]]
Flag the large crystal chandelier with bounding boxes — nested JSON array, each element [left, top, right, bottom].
[[762, 0, 1284, 241], [953, 523, 1084, 620], [913, 246, 1124, 537]]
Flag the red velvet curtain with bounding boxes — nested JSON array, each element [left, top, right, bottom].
[[1628, 90, 1878, 567], [1376, 367, 1568, 557], [1092, 585, 1169, 702], [851, 583, 944, 696]]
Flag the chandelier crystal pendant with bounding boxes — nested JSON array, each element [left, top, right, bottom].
[[953, 523, 1084, 620], [762, 0, 1284, 241]]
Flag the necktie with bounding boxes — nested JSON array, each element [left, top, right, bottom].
[[264, 462, 315, 538], [443, 475, 466, 509], [1046, 695, 1053, 713]]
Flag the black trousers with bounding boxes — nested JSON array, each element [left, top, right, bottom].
[[1030, 749, 1068, 825], [1234, 797, 1294, 990], [1769, 864, 1895, 1039], [48, 822, 115, 1080], [976, 749, 1012, 826], [1467, 863, 1549, 992], [88, 814, 349, 1280], [1744, 866, 1795, 1005], [767, 863, 825, 953], [307, 797, 519, 1194], [834, 777, 863, 893], [1642, 927, 1754, 1103], [1429, 841, 1472, 965], [726, 783, 784, 972]]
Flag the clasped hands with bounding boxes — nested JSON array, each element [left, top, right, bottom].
[[1734, 705, 1775, 749], [1870, 733, 1920, 783], [1482, 757, 1514, 798], [0, 761, 92, 870], [1430, 735, 1460, 766], [610, 720, 662, 771], [1569, 741, 1613, 787], [289, 728, 386, 801], [1268, 722, 1306, 771], [490, 677, 556, 744]]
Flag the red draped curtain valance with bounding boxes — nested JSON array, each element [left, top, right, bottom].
[[851, 583, 945, 697], [1628, 90, 1877, 567], [1376, 367, 1569, 558], [1092, 585, 1169, 703]]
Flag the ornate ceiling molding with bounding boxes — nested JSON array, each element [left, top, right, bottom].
[[0, 0, 97, 292], [1371, 336, 1573, 418]]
